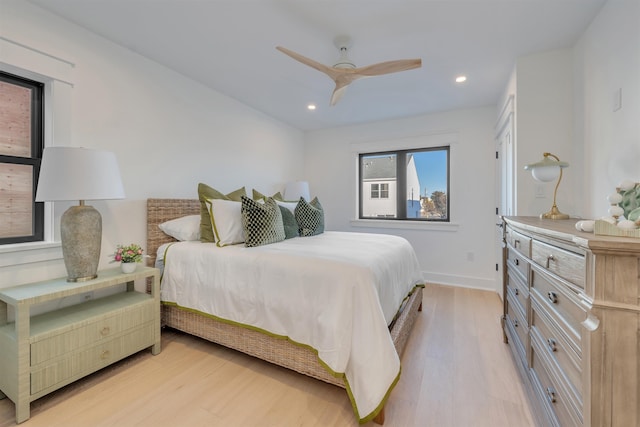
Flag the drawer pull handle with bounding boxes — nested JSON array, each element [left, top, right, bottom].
[[514, 288, 519, 296], [546, 254, 556, 268], [100, 327, 111, 336], [101, 350, 110, 360], [546, 387, 557, 403], [515, 259, 520, 266], [514, 239, 520, 248], [513, 318, 519, 328], [547, 291, 558, 304], [547, 338, 557, 352]]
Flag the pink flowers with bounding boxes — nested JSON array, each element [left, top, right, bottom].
[[111, 243, 144, 263]]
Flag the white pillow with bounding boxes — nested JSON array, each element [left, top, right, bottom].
[[206, 198, 245, 247], [158, 215, 201, 241], [275, 200, 297, 213]]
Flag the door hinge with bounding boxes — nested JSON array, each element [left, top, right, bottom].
[[496, 263, 499, 271], [496, 207, 499, 215], [496, 151, 499, 159]]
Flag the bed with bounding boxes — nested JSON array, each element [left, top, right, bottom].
[[146, 198, 424, 424]]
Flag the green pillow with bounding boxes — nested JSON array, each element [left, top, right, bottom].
[[198, 183, 246, 243], [241, 196, 285, 247], [295, 197, 325, 237], [278, 205, 299, 239], [252, 189, 284, 201]]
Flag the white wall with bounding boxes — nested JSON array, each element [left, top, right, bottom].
[[304, 107, 498, 291], [574, 0, 640, 218], [0, 0, 305, 287]]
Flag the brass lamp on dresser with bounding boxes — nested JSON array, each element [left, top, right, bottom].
[[502, 216, 640, 427]]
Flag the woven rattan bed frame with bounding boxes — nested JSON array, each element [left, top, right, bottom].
[[146, 198, 423, 424]]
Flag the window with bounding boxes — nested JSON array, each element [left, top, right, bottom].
[[371, 183, 389, 199], [0, 71, 44, 244], [359, 146, 449, 221]]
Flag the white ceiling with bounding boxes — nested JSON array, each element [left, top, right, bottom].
[[28, 0, 606, 131]]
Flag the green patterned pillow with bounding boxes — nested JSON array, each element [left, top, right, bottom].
[[198, 183, 246, 243], [295, 197, 325, 237], [241, 196, 285, 247]]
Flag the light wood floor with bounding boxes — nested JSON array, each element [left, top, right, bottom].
[[0, 284, 535, 427]]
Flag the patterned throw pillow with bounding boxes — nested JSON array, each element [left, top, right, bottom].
[[295, 197, 325, 237], [241, 196, 285, 247]]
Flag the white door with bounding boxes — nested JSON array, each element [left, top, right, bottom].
[[495, 96, 515, 300]]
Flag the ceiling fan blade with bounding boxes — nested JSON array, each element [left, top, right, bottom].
[[330, 84, 349, 106], [276, 46, 336, 77], [354, 59, 422, 77]]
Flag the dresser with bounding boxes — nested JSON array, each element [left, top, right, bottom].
[[502, 217, 640, 427], [0, 267, 161, 423]]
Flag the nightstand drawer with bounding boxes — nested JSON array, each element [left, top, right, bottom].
[[506, 247, 530, 282], [505, 226, 531, 258], [31, 297, 154, 365], [531, 341, 582, 427], [531, 297, 582, 405], [31, 322, 154, 395], [531, 240, 585, 289], [531, 265, 585, 348]]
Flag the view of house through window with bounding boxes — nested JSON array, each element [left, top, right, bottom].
[[0, 71, 44, 244], [359, 146, 449, 221]]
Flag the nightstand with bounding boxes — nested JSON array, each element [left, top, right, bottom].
[[0, 266, 161, 423]]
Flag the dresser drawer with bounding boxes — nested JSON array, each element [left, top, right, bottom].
[[505, 226, 532, 257], [31, 300, 154, 366], [505, 293, 528, 365], [506, 247, 530, 282], [506, 269, 529, 321], [531, 240, 585, 289], [530, 341, 583, 427], [31, 322, 155, 395], [531, 266, 585, 349], [531, 297, 582, 406]]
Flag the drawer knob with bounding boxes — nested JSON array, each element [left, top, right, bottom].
[[546, 387, 557, 403], [101, 350, 110, 360], [547, 338, 557, 352], [547, 291, 558, 304], [100, 326, 111, 336], [545, 254, 556, 268]]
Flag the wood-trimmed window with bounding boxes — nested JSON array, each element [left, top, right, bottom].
[[0, 71, 44, 244]]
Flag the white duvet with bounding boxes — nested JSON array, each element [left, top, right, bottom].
[[159, 231, 424, 422]]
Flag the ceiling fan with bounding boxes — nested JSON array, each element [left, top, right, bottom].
[[276, 36, 422, 106]]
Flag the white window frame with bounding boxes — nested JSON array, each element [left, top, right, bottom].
[[0, 36, 74, 265], [350, 132, 459, 232]]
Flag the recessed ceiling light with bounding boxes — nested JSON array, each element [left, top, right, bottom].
[[307, 104, 317, 110], [455, 75, 467, 83]]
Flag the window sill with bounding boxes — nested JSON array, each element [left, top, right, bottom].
[[0, 241, 63, 267], [349, 219, 459, 232]]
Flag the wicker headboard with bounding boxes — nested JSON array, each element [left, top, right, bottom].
[[146, 198, 200, 266]]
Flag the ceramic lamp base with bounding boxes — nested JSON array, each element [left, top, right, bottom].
[[61, 204, 101, 282]]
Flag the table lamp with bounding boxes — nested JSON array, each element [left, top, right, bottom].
[[524, 152, 569, 220], [36, 147, 125, 282]]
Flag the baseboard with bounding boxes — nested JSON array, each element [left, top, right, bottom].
[[422, 271, 498, 293]]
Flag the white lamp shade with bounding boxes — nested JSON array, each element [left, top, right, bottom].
[[36, 147, 125, 201], [284, 181, 310, 201], [524, 155, 569, 183], [531, 165, 560, 182]]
